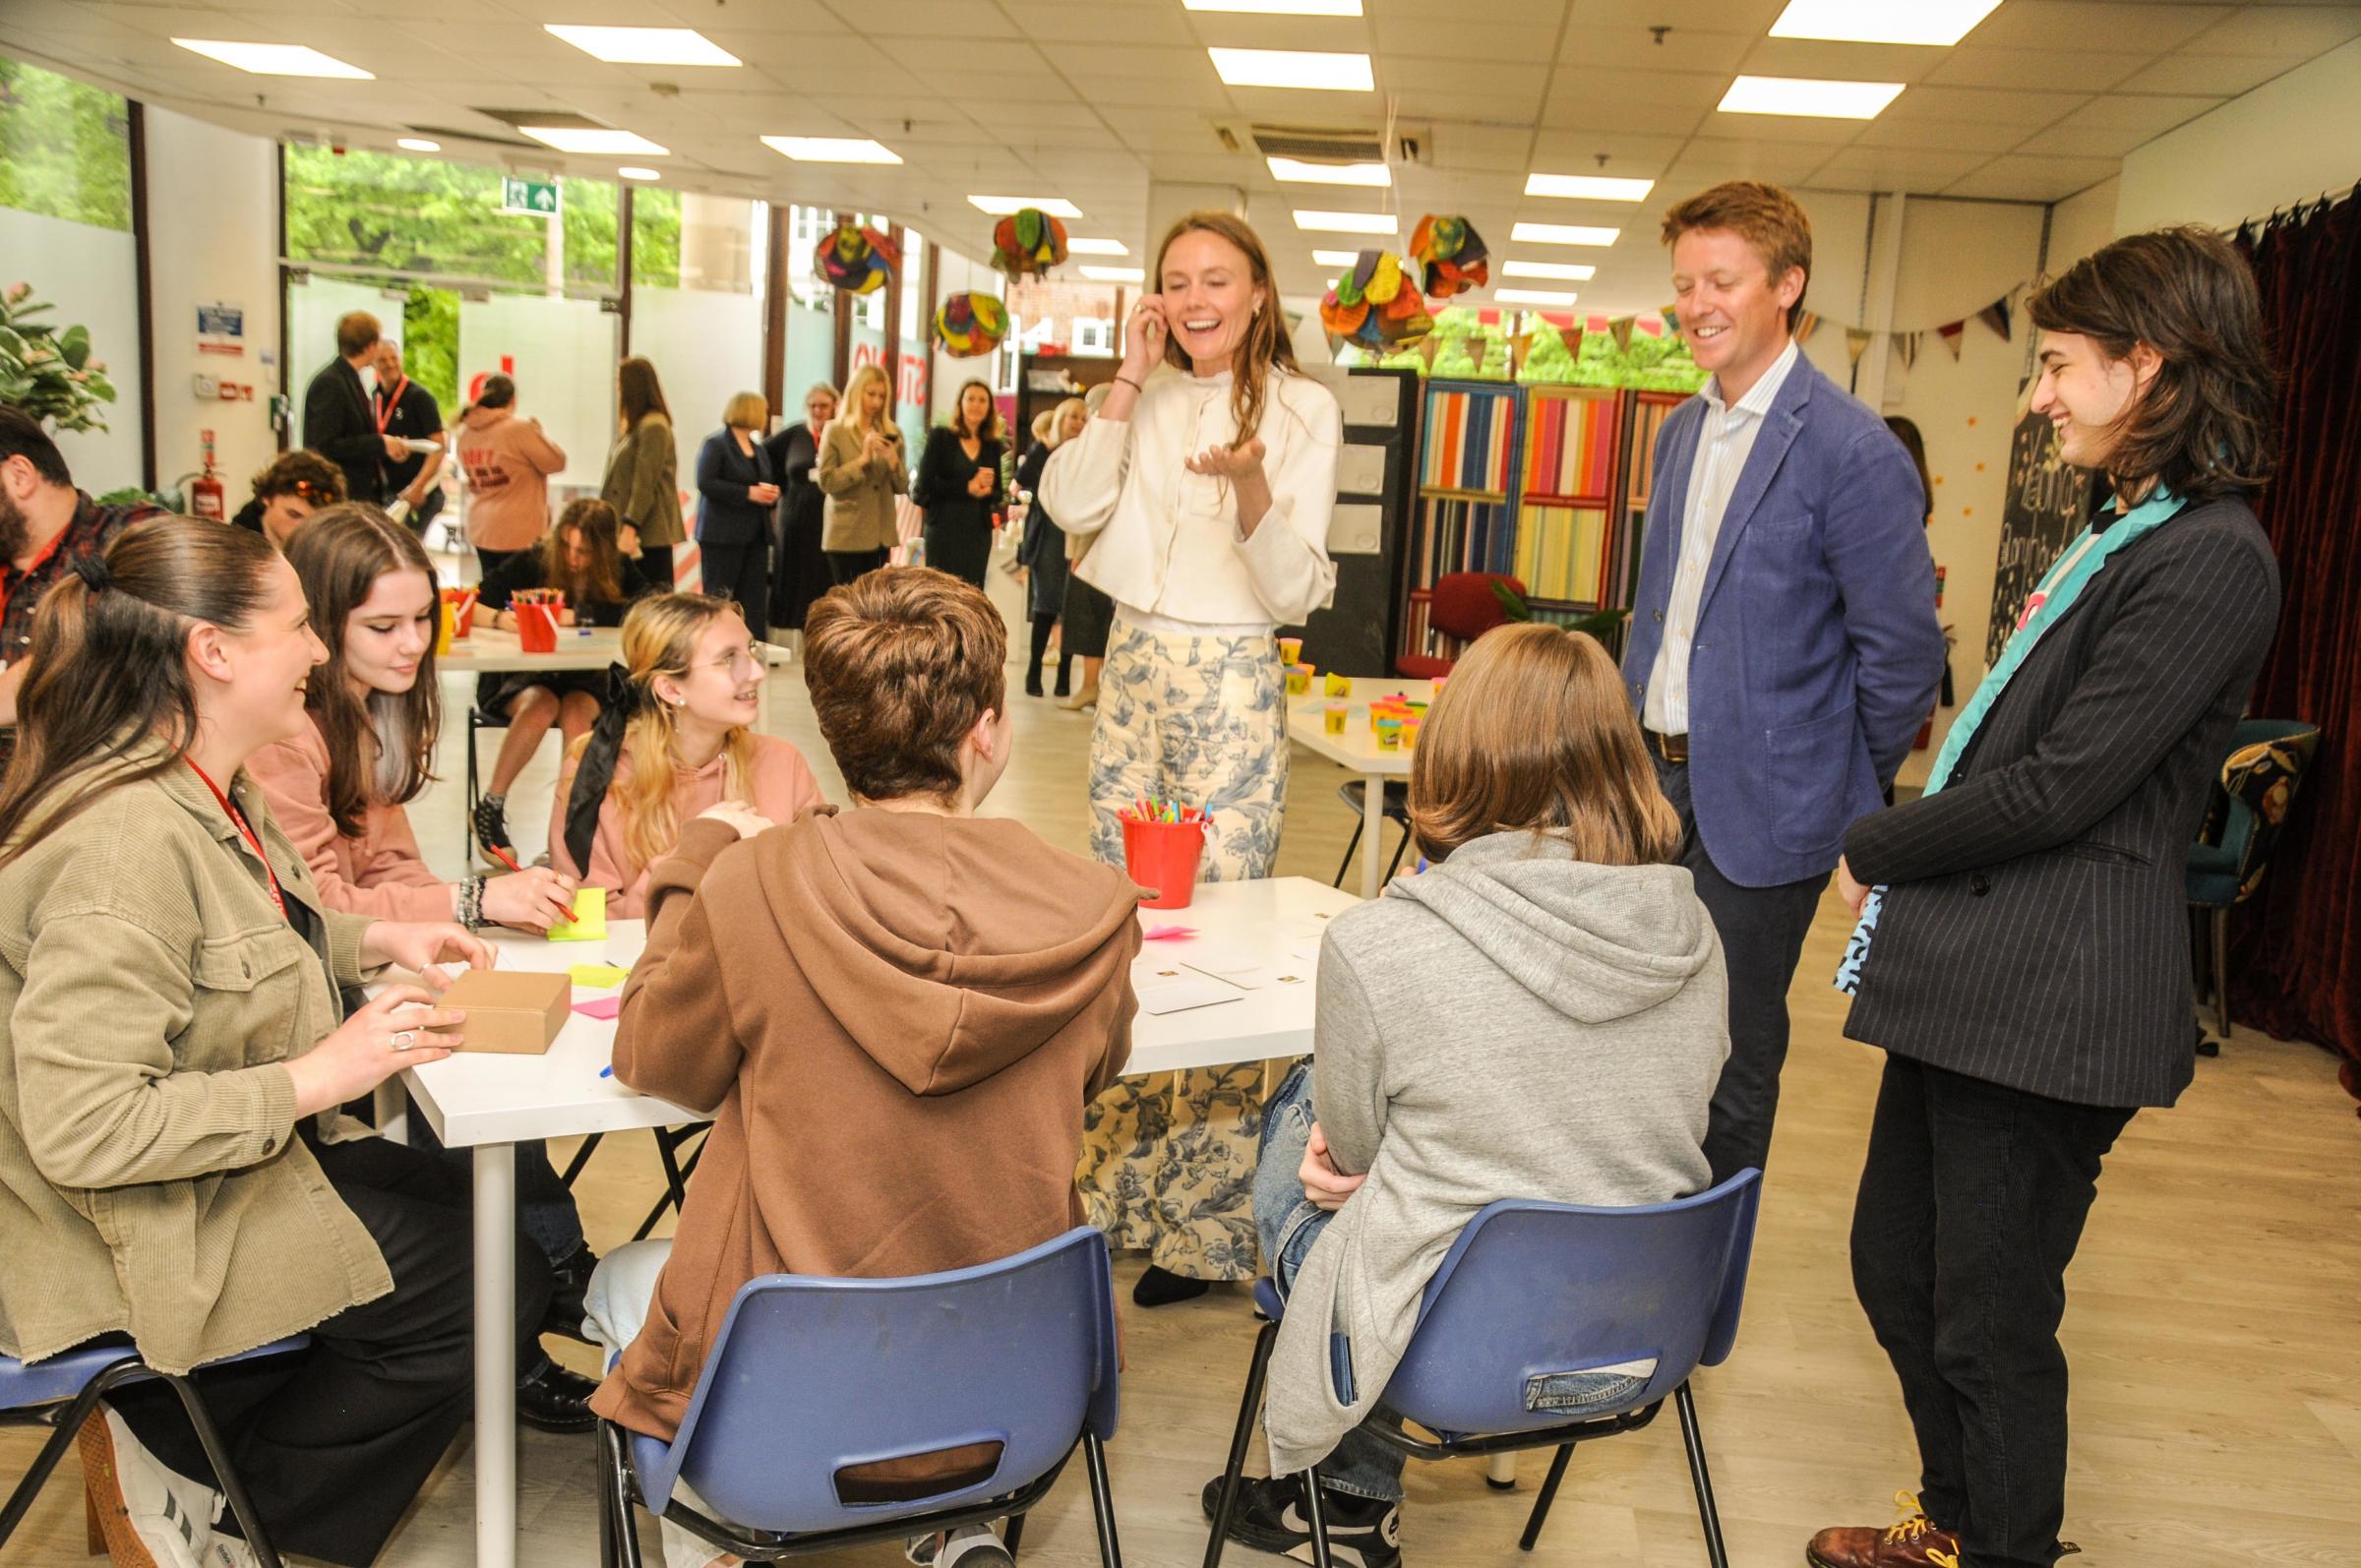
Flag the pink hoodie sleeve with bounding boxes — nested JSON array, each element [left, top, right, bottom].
[[751, 737, 829, 824], [249, 728, 454, 922], [515, 417, 567, 476]]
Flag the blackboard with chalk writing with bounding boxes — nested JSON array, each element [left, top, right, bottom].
[[1987, 401, 2097, 667]]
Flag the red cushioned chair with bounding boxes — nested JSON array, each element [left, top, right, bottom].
[[1396, 572, 1525, 679]]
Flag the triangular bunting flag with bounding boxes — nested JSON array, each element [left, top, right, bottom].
[[1662, 305, 1680, 334], [1977, 293, 2013, 341], [1418, 334, 1441, 371], [1509, 330, 1536, 375], [1938, 321, 1965, 360], [1559, 326, 1584, 357], [1609, 315, 1636, 352], [1895, 332, 1920, 371], [1793, 310, 1821, 346], [1846, 328, 1874, 366]]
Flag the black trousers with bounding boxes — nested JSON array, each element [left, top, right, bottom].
[[107, 1132, 554, 1567], [698, 537, 771, 644], [637, 544, 675, 593], [473, 544, 525, 582], [1652, 754, 1831, 1181], [1026, 611, 1072, 694], [824, 547, 889, 586], [922, 518, 991, 589], [1850, 1055, 2132, 1568]]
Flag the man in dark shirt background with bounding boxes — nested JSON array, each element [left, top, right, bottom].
[[374, 338, 448, 532]]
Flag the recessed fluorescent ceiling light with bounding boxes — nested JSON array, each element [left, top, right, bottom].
[[1510, 222, 1619, 247], [519, 126, 670, 155], [1312, 249, 1362, 267], [1502, 260, 1597, 280], [1208, 48, 1373, 91], [1769, 0, 2003, 47], [171, 39, 373, 78], [1294, 209, 1397, 234], [1067, 238, 1129, 256], [1185, 0, 1362, 14], [968, 195, 1083, 216], [1524, 173, 1654, 202], [544, 26, 741, 66], [761, 136, 901, 164], [1081, 266, 1145, 282], [396, 137, 441, 152], [1268, 156, 1390, 187], [618, 166, 661, 181], [1497, 288, 1580, 306], [1719, 75, 1904, 119]]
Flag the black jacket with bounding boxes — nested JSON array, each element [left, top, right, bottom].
[[1843, 498, 2280, 1108], [302, 357, 385, 503], [695, 430, 775, 548]]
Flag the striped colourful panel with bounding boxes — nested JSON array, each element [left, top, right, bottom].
[[1514, 505, 1609, 604], [1522, 392, 1616, 503], [1421, 387, 1514, 493], [1625, 395, 1679, 509]]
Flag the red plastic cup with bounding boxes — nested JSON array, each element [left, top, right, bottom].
[[1122, 816, 1207, 910], [517, 602, 562, 654]]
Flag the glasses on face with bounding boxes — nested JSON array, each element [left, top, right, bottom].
[[704, 645, 761, 679]]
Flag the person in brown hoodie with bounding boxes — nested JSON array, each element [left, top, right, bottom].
[[454, 374, 567, 575], [583, 566, 1142, 1568]]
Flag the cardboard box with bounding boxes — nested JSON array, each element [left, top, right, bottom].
[[431, 970, 572, 1055]]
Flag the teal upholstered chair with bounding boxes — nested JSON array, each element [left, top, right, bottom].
[[2186, 718, 2320, 1041]]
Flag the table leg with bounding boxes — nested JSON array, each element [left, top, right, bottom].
[[1360, 770, 1387, 901], [1487, 1453, 1519, 1487], [372, 1082, 408, 1146], [474, 1143, 517, 1568]]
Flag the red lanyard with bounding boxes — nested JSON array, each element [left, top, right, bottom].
[[374, 376, 408, 436], [184, 757, 287, 922]]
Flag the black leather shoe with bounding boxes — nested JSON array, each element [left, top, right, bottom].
[[517, 1359, 599, 1433], [540, 1243, 597, 1344]]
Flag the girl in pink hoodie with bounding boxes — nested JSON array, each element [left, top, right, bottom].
[[454, 375, 566, 574]]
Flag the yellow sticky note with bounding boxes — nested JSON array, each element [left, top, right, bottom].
[[546, 886, 607, 943], [568, 962, 630, 988]]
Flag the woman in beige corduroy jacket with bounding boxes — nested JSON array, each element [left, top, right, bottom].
[[815, 361, 908, 584], [601, 355, 686, 590], [0, 513, 558, 1567]]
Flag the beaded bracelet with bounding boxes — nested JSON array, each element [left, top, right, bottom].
[[458, 875, 486, 931]]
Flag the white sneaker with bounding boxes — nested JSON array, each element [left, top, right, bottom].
[[938, 1524, 1014, 1566], [202, 1533, 261, 1568], [78, 1408, 216, 1568]]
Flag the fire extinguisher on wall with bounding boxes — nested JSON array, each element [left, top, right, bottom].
[[187, 428, 227, 522]]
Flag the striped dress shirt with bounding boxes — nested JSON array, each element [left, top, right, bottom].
[[1645, 338, 1801, 736]]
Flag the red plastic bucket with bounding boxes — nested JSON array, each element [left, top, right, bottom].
[[1122, 816, 1207, 909], [516, 601, 563, 654]]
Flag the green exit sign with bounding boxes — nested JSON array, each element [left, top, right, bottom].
[[502, 176, 561, 216]]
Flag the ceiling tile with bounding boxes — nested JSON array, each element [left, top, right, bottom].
[[2016, 122, 2153, 156], [2054, 90, 2223, 130], [1942, 152, 2120, 200], [2108, 51, 2299, 93], [1962, 1, 2232, 52], [655, 0, 848, 33], [1559, 25, 1755, 71], [1736, 35, 1954, 84], [1571, 0, 1786, 28], [1850, 118, 2034, 152], [1876, 84, 2087, 127], [1662, 137, 1835, 183], [1807, 148, 1991, 186], [1700, 105, 1868, 146], [1003, 2, 1198, 44], [2185, 4, 2361, 58], [843, 0, 1022, 39], [1374, 7, 1559, 58], [1923, 45, 2154, 91], [1529, 129, 1688, 174]]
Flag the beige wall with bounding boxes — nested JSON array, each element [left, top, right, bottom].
[[2116, 36, 2361, 235]]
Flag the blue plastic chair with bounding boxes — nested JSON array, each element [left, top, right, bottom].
[[597, 1227, 1123, 1566], [0, 1335, 311, 1562], [1204, 1171, 1763, 1568]]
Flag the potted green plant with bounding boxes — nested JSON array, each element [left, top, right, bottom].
[[0, 281, 117, 433]]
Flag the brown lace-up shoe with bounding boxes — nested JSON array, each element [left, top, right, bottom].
[[1807, 1492, 1962, 1568]]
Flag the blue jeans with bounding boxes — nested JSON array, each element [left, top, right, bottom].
[[1253, 1062, 1407, 1503]]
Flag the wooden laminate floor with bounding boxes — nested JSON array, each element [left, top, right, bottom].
[[7, 548, 2358, 1567]]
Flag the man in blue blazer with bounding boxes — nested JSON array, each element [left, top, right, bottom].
[[1624, 182, 1946, 1183]]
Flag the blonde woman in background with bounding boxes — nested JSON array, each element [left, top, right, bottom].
[[1042, 210, 1342, 1305], [601, 356, 683, 589], [694, 392, 781, 644], [552, 592, 826, 919], [815, 362, 907, 586]]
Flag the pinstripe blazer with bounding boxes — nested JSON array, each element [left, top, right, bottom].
[[1841, 498, 2279, 1108]]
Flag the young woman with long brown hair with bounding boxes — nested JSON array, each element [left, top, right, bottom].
[[471, 497, 656, 854], [1040, 209, 1343, 1305], [601, 355, 684, 588], [551, 591, 824, 919], [914, 377, 1006, 589], [1203, 623, 1724, 1568], [0, 514, 582, 1568]]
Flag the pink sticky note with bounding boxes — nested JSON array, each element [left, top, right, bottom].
[[574, 995, 623, 1020], [1143, 924, 1198, 940]]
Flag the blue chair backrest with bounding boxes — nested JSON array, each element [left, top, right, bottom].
[[1380, 1170, 1761, 1439], [635, 1227, 1119, 1534]]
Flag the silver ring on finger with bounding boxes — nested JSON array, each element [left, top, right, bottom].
[[391, 1030, 418, 1051]]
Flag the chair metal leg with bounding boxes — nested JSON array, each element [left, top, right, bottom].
[[632, 1127, 705, 1240], [559, 1132, 605, 1187], [1382, 824, 1412, 883], [0, 1368, 122, 1546], [156, 1373, 284, 1568], [1517, 1444, 1575, 1551], [596, 1422, 618, 1568], [1673, 1382, 1729, 1568], [1300, 1467, 1337, 1568], [1202, 1319, 1281, 1568], [2211, 905, 2232, 1039], [603, 1422, 645, 1568], [1082, 1431, 1123, 1568], [1332, 821, 1364, 890], [1001, 1509, 1026, 1560]]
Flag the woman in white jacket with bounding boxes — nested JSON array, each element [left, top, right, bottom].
[[1042, 211, 1342, 1306]]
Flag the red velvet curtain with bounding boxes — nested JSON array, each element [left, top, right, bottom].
[[2231, 194, 2361, 1106]]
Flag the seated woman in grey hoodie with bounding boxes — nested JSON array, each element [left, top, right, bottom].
[[1201, 621, 1730, 1568]]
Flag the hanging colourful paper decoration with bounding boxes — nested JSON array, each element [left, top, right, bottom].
[[1407, 214, 1489, 301], [814, 219, 900, 296], [991, 209, 1069, 276], [935, 291, 1008, 358], [1319, 250, 1434, 350]]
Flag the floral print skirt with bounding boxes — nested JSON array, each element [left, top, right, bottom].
[[1076, 617, 1291, 1280]]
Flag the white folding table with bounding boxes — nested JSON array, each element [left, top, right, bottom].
[[377, 874, 1359, 1568], [1286, 678, 1436, 899]]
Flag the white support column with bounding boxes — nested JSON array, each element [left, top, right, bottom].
[[1854, 190, 1907, 408], [474, 1142, 518, 1568]]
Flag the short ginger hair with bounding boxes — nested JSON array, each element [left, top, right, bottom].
[[1661, 180, 1814, 330], [803, 568, 1006, 802]]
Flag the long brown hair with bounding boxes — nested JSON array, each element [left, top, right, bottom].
[[541, 498, 629, 608], [283, 503, 442, 835], [948, 378, 1004, 443], [1409, 622, 1680, 866], [2028, 225, 2277, 505], [1153, 211, 1298, 442], [618, 356, 671, 432], [0, 515, 281, 865]]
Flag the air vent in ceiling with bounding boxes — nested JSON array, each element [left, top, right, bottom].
[[469, 108, 608, 133], [1230, 121, 1431, 167], [405, 123, 543, 151]]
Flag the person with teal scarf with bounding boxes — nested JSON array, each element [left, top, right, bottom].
[[1809, 228, 2281, 1568]]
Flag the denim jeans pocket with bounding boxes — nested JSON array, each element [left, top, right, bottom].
[[1523, 1358, 1657, 1416]]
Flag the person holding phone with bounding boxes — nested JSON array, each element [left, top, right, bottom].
[[816, 363, 908, 586]]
